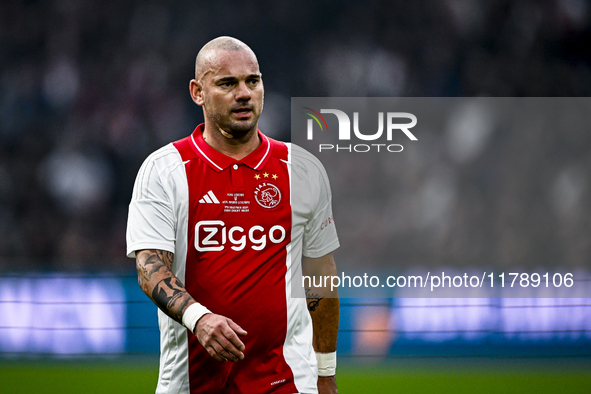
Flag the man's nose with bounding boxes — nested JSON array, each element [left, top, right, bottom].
[[235, 81, 251, 101]]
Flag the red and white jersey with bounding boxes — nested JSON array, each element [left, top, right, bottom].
[[127, 124, 339, 394]]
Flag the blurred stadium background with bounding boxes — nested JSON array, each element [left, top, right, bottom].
[[1, 0, 591, 392]]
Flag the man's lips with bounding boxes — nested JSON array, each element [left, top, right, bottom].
[[232, 108, 253, 118]]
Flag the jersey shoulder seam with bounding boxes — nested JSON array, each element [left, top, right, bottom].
[[137, 144, 184, 200]]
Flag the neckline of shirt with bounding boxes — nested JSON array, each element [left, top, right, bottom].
[[189, 123, 272, 172]]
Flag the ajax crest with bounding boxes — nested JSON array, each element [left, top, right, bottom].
[[254, 182, 281, 209]]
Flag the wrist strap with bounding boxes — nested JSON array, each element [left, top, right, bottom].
[[316, 351, 337, 376], [182, 303, 211, 334]]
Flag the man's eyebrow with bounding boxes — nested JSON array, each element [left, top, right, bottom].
[[214, 76, 238, 83], [214, 73, 261, 83]]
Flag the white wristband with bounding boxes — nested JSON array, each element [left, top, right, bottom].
[[316, 351, 337, 377], [182, 303, 211, 334]]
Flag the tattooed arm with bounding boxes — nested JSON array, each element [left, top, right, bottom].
[[136, 249, 193, 323], [302, 252, 339, 394], [135, 249, 247, 362]]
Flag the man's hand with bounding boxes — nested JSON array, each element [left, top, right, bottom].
[[195, 313, 247, 363], [318, 376, 337, 394], [135, 250, 247, 363]]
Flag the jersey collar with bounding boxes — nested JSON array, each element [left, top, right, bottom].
[[189, 123, 272, 172]]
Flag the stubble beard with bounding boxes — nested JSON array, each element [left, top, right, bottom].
[[206, 109, 260, 140]]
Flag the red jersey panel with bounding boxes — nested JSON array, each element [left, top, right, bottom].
[[174, 125, 296, 394]]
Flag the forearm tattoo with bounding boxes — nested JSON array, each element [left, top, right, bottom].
[[136, 249, 194, 324], [305, 288, 324, 312], [137, 250, 173, 290], [152, 277, 193, 322]]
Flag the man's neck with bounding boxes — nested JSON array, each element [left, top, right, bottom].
[[202, 124, 261, 161]]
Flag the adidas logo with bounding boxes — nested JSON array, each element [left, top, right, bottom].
[[199, 190, 220, 204]]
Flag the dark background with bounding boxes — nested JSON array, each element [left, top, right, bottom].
[[1, 0, 590, 272]]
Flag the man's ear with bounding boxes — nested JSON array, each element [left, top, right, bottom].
[[189, 79, 204, 106]]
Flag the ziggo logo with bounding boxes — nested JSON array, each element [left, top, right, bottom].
[[195, 220, 286, 252]]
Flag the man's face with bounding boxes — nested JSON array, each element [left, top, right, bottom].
[[195, 50, 264, 137]]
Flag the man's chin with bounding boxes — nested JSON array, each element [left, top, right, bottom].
[[221, 121, 257, 138]]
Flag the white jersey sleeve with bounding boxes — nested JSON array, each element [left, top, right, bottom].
[[290, 144, 339, 258], [126, 144, 183, 258]]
